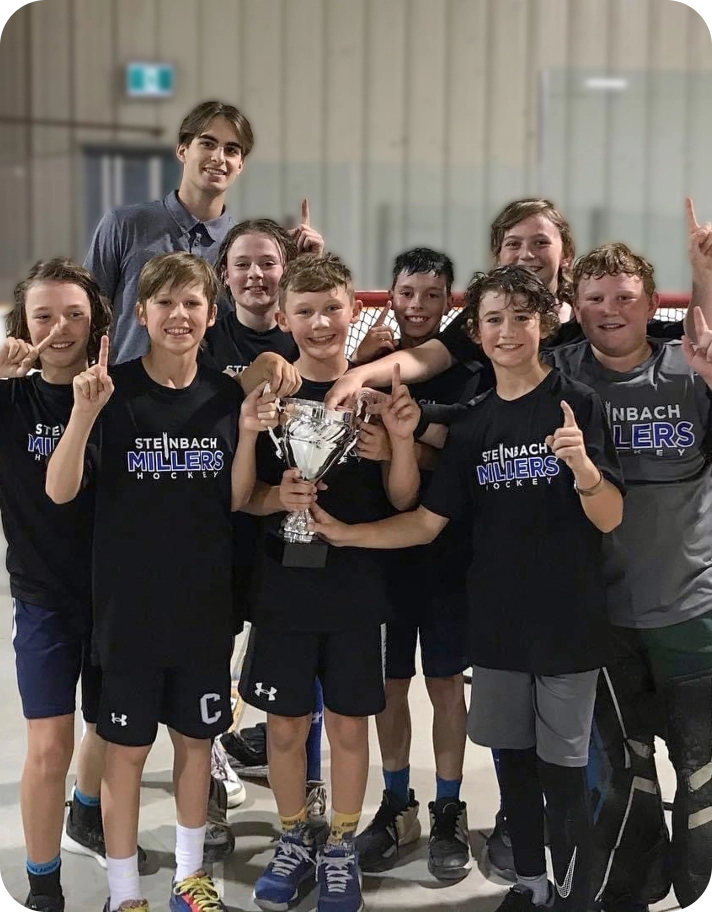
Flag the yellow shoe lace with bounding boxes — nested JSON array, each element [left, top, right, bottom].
[[172, 871, 225, 911]]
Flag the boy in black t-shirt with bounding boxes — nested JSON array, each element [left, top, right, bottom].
[[351, 249, 478, 881], [311, 265, 625, 912], [205, 216, 330, 816], [46, 253, 269, 912], [240, 254, 420, 912], [2, 260, 112, 912]]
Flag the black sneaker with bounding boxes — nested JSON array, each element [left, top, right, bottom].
[[61, 795, 149, 873], [494, 884, 553, 911], [221, 727, 268, 779], [354, 789, 420, 872], [427, 797, 472, 881], [25, 894, 65, 912], [203, 775, 235, 863], [485, 810, 516, 882]]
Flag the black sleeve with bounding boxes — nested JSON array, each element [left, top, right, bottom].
[[574, 390, 626, 496], [418, 401, 471, 431], [542, 321, 585, 349], [438, 312, 480, 363], [421, 418, 476, 521], [647, 319, 684, 340]]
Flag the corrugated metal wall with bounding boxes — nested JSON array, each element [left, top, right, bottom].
[[0, 0, 710, 299]]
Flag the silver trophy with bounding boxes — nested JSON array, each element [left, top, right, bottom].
[[266, 392, 377, 567]]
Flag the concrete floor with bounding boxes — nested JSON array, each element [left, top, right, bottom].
[[0, 550, 682, 912]]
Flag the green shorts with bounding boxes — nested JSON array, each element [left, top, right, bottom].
[[640, 607, 712, 684]]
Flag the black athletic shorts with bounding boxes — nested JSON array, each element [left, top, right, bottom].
[[96, 660, 232, 747], [239, 625, 386, 717]]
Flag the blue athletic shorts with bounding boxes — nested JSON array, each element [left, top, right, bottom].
[[385, 601, 469, 679], [12, 598, 101, 722]]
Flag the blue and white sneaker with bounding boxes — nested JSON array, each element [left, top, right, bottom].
[[316, 838, 364, 912], [253, 824, 316, 911]]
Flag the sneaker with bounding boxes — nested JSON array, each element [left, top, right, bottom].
[[100, 901, 150, 912], [25, 894, 64, 912], [494, 884, 553, 911], [354, 789, 420, 872], [253, 824, 316, 911], [316, 838, 364, 912], [221, 725, 269, 779], [61, 795, 149, 873], [427, 797, 472, 881], [306, 779, 329, 841], [169, 870, 226, 911], [602, 902, 649, 911], [203, 776, 235, 864], [485, 810, 516, 882], [211, 739, 246, 809]]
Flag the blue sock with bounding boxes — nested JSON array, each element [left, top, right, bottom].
[[27, 856, 61, 877], [384, 766, 410, 804], [435, 775, 461, 801], [73, 786, 100, 807], [492, 748, 505, 813], [306, 678, 324, 782]]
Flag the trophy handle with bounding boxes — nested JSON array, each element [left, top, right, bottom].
[[266, 388, 286, 459]]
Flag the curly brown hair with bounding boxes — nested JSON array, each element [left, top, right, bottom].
[[278, 253, 353, 309], [573, 243, 656, 298], [214, 219, 299, 289], [463, 265, 560, 342], [10, 258, 112, 364], [136, 252, 222, 310], [490, 198, 575, 306]]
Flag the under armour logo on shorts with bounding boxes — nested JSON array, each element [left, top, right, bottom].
[[111, 713, 128, 727], [255, 683, 277, 701]]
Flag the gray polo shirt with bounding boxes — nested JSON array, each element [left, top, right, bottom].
[[550, 339, 712, 630], [84, 191, 233, 364]]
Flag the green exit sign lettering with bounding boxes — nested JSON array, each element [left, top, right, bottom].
[[126, 63, 174, 98]]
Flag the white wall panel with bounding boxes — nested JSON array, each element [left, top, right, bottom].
[[0, 0, 710, 297]]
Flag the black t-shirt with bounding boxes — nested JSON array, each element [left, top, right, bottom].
[[438, 310, 685, 368], [202, 312, 298, 373], [92, 359, 243, 669], [0, 375, 95, 619], [251, 375, 395, 633], [422, 368, 625, 675]]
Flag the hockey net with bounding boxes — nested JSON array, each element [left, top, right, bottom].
[[345, 292, 689, 359]]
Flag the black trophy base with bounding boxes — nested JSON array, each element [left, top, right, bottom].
[[266, 528, 329, 568]]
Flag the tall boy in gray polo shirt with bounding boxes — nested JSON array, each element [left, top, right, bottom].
[[552, 242, 712, 911], [85, 101, 253, 364]]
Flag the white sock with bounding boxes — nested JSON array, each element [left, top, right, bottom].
[[106, 853, 140, 911], [518, 872, 550, 906], [175, 823, 207, 882]]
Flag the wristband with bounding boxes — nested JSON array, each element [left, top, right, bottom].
[[574, 469, 605, 497], [413, 408, 431, 441]]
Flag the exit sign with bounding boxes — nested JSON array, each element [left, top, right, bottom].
[[126, 63, 174, 98]]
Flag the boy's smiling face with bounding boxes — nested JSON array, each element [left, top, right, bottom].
[[225, 232, 284, 315], [573, 273, 657, 360], [497, 213, 568, 294], [391, 271, 450, 344], [176, 116, 244, 198], [25, 281, 92, 373], [136, 281, 216, 353], [476, 290, 543, 370], [277, 285, 359, 364]]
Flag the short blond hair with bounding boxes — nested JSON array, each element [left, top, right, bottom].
[[573, 243, 656, 298], [137, 253, 221, 309], [278, 253, 354, 309]]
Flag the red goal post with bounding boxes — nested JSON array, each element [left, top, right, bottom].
[[346, 291, 690, 359]]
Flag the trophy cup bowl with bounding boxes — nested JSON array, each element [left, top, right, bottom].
[[266, 396, 367, 568]]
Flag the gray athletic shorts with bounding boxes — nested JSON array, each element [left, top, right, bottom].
[[467, 665, 599, 767]]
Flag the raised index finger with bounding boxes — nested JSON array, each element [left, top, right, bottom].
[[34, 322, 62, 355], [687, 197, 700, 234], [391, 362, 401, 395], [98, 334, 110, 372], [560, 400, 577, 428], [693, 305, 710, 339], [374, 300, 391, 326], [301, 198, 310, 227]]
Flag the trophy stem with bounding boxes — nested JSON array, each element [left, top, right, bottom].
[[282, 507, 318, 544]]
